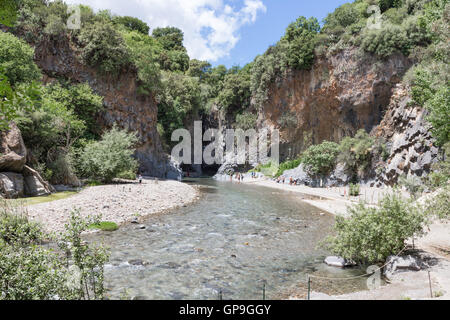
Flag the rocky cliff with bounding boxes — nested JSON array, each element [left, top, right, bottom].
[[257, 48, 410, 160], [29, 34, 180, 179], [372, 84, 440, 186]]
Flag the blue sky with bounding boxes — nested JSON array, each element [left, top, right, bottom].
[[65, 0, 351, 68], [214, 0, 351, 67]]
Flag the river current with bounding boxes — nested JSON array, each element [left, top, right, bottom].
[[93, 178, 368, 299]]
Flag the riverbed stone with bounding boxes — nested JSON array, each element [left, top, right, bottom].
[[324, 256, 355, 268], [383, 255, 422, 279]]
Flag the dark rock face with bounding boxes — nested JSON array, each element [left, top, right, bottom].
[[372, 84, 439, 186], [30, 34, 180, 179], [256, 48, 410, 161]]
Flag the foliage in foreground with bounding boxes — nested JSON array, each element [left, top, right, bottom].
[[77, 125, 139, 183], [324, 192, 428, 264], [0, 202, 110, 300]]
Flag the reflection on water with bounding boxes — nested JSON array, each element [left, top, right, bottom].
[[91, 178, 368, 300]]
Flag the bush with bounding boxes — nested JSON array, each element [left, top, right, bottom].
[[360, 24, 410, 57], [0, 0, 18, 27], [0, 201, 44, 246], [349, 183, 360, 196], [284, 16, 320, 70], [78, 125, 139, 183], [426, 186, 450, 220], [250, 40, 289, 108], [0, 31, 41, 86], [113, 16, 149, 35], [338, 129, 375, 179], [78, 21, 130, 74], [301, 141, 340, 177], [275, 158, 302, 177], [324, 193, 428, 263], [0, 206, 109, 300], [235, 112, 257, 130], [121, 30, 161, 93]]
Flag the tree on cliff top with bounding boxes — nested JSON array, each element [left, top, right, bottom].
[[113, 16, 150, 35]]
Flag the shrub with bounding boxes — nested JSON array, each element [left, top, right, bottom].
[[0, 206, 110, 300], [235, 112, 257, 130], [78, 21, 130, 74], [0, 0, 18, 27], [275, 158, 302, 177], [426, 186, 450, 220], [121, 30, 161, 93], [398, 175, 424, 199], [301, 141, 340, 177], [0, 31, 41, 86], [0, 200, 44, 246], [250, 40, 289, 108], [324, 193, 428, 264], [113, 16, 149, 35], [338, 129, 375, 179], [78, 125, 139, 183], [216, 67, 251, 112], [360, 24, 410, 57], [284, 16, 320, 70], [425, 86, 450, 146], [349, 183, 360, 196]]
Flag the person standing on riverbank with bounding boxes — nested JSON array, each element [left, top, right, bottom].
[[138, 174, 143, 184]]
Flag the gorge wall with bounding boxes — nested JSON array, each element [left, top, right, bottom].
[[29, 34, 180, 179], [256, 48, 411, 161]]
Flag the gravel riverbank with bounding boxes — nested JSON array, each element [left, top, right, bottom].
[[25, 178, 200, 233]]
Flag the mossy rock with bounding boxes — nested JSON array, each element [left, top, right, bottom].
[[88, 221, 119, 232]]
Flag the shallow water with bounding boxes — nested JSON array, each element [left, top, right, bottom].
[[92, 178, 369, 300]]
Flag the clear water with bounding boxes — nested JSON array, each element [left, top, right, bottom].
[[91, 178, 369, 300]]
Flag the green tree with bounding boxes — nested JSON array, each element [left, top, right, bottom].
[[152, 26, 185, 51], [186, 59, 212, 79], [284, 16, 320, 70], [0, 31, 41, 86], [301, 141, 340, 176], [338, 129, 375, 180], [78, 126, 139, 182], [0, 0, 18, 27], [113, 16, 150, 35], [121, 30, 161, 93], [78, 21, 130, 74], [324, 193, 428, 263]]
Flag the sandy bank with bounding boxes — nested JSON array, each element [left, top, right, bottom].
[[25, 178, 200, 233]]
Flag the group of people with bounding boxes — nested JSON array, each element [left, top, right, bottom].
[[276, 176, 298, 185]]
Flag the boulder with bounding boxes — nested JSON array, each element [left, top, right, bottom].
[[0, 172, 24, 198], [328, 163, 350, 186], [23, 165, 55, 197], [0, 123, 27, 172], [383, 255, 422, 279], [324, 256, 356, 268]]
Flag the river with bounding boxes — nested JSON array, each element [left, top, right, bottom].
[[94, 178, 369, 299]]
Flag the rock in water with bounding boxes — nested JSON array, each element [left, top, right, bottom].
[[324, 256, 355, 268]]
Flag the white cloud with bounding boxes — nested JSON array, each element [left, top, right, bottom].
[[64, 0, 266, 62]]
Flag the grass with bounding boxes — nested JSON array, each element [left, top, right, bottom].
[[10, 191, 78, 206], [88, 221, 119, 232]]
